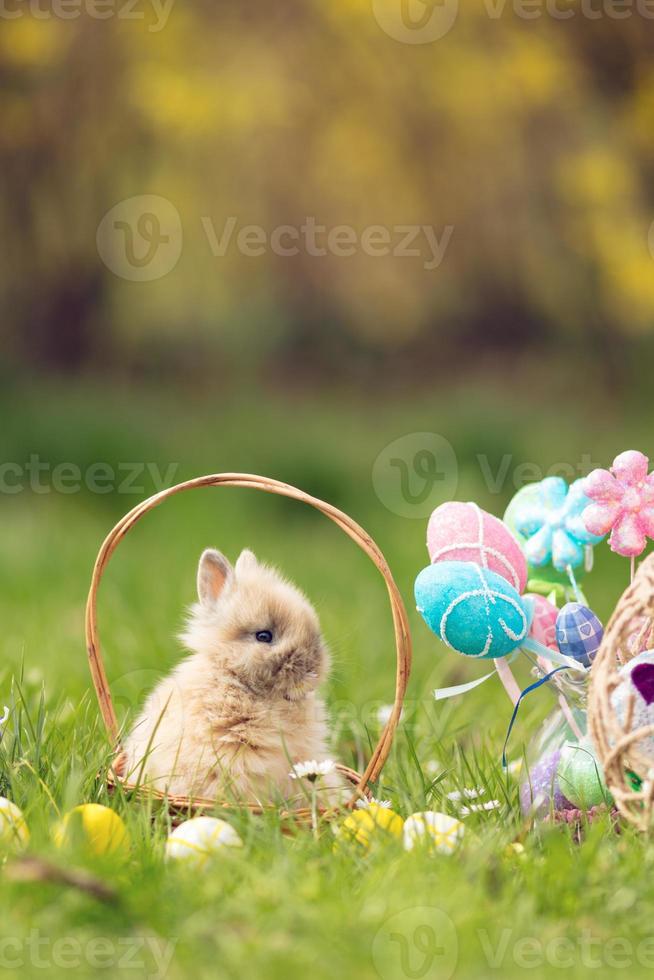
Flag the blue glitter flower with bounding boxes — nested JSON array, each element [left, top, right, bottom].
[[512, 477, 605, 573]]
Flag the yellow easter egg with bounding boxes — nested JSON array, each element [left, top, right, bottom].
[[335, 803, 404, 851], [0, 798, 29, 851], [56, 804, 129, 857], [403, 812, 464, 855], [165, 817, 243, 867]]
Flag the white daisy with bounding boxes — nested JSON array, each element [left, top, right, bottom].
[[459, 800, 501, 816], [0, 707, 8, 727], [355, 797, 392, 810], [289, 759, 336, 782], [447, 787, 485, 802]]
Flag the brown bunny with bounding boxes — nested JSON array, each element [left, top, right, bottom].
[[122, 549, 344, 804]]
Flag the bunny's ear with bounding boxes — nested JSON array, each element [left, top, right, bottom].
[[197, 549, 233, 606], [235, 549, 258, 576]]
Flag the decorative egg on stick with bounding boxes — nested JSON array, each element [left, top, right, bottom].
[[525, 593, 558, 651], [424, 503, 530, 705], [415, 561, 529, 661], [427, 502, 527, 593], [556, 603, 604, 668]]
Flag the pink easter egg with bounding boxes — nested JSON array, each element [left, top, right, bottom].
[[427, 501, 527, 593], [526, 594, 558, 650]]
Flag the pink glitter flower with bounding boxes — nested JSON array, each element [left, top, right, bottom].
[[583, 450, 654, 557]]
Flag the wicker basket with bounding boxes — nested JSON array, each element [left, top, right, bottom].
[[588, 552, 654, 830], [85, 473, 412, 822]]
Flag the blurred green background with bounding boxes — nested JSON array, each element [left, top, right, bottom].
[[1, 0, 654, 778]]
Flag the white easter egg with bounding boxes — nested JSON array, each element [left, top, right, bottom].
[[403, 811, 464, 856], [165, 817, 243, 866], [611, 651, 654, 763], [0, 798, 29, 851]]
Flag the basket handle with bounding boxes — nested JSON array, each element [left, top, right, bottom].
[[85, 473, 412, 793]]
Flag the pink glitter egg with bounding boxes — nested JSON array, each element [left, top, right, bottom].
[[526, 594, 558, 650], [427, 502, 527, 593]]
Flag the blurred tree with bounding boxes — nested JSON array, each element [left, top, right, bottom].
[[0, 2, 652, 376]]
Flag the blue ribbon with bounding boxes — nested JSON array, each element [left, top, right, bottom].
[[502, 667, 569, 769]]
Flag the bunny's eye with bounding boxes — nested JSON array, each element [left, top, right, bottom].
[[255, 630, 273, 644]]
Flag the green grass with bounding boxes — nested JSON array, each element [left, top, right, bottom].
[[1, 374, 654, 979]]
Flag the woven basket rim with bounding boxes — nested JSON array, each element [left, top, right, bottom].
[[107, 758, 370, 825], [85, 472, 412, 815]]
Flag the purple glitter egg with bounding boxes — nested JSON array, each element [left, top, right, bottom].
[[520, 750, 574, 817]]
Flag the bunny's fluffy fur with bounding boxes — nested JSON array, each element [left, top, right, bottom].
[[122, 549, 341, 804]]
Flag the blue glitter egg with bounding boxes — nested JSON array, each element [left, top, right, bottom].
[[415, 561, 529, 660]]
